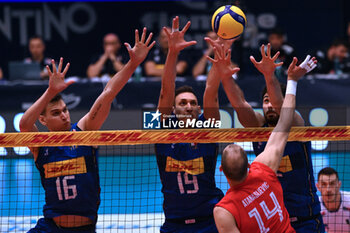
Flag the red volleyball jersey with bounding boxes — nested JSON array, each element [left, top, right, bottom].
[[216, 162, 295, 233]]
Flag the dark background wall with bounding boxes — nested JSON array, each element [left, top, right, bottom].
[[0, 0, 347, 77]]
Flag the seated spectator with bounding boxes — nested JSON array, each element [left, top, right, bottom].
[[192, 31, 239, 80], [192, 31, 218, 78], [347, 21, 350, 44], [317, 167, 350, 233], [144, 27, 189, 77], [267, 27, 297, 79], [24, 36, 51, 79], [315, 39, 350, 74], [87, 33, 128, 78]]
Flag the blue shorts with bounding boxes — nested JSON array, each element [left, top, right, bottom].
[[291, 214, 325, 233], [160, 218, 218, 233], [28, 218, 95, 233]]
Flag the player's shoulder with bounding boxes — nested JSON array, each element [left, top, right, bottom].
[[341, 191, 350, 206], [71, 122, 81, 131], [250, 162, 276, 179], [318, 196, 326, 210]]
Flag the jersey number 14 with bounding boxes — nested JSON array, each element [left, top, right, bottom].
[[248, 191, 283, 233]]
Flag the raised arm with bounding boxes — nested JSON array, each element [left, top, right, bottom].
[[250, 43, 304, 126], [203, 38, 239, 120], [214, 206, 241, 233], [254, 55, 317, 171], [157, 16, 197, 116], [78, 28, 155, 131], [219, 48, 264, 127], [20, 58, 74, 159], [20, 58, 73, 133]]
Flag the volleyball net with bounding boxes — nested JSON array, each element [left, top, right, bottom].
[[0, 127, 349, 232]]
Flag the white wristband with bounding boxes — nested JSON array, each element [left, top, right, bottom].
[[286, 80, 297, 96]]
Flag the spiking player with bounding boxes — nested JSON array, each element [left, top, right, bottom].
[[20, 28, 155, 232], [220, 43, 324, 232], [214, 44, 316, 233], [154, 16, 239, 232]]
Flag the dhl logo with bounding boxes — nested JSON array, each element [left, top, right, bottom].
[[1, 126, 350, 148], [278, 155, 293, 173], [43, 156, 87, 178], [165, 156, 204, 175]]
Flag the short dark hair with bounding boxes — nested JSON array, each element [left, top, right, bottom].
[[41, 94, 63, 115], [175, 85, 197, 99], [221, 144, 248, 181], [269, 27, 284, 37], [29, 35, 44, 43], [331, 38, 349, 48], [261, 83, 286, 100], [318, 167, 339, 181]]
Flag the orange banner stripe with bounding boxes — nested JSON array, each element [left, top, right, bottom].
[[0, 126, 350, 148]]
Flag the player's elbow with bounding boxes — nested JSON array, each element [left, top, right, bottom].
[[19, 119, 30, 132]]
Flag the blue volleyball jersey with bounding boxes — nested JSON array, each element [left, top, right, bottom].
[[253, 138, 321, 217], [155, 114, 224, 220], [35, 123, 100, 221]]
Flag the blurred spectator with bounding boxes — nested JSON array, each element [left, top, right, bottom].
[[87, 33, 128, 78], [317, 167, 350, 233], [144, 27, 189, 77], [24, 36, 51, 79], [192, 31, 217, 78], [347, 22, 350, 43], [267, 28, 297, 79], [192, 31, 239, 80], [315, 39, 350, 74], [0, 67, 3, 80]]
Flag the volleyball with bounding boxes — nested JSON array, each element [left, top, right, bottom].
[[211, 5, 247, 40]]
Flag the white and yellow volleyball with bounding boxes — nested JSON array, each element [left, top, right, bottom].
[[211, 5, 247, 40]]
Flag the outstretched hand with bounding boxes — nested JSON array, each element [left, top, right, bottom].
[[125, 27, 156, 66], [164, 16, 197, 53], [47, 57, 74, 95], [204, 36, 236, 54], [287, 55, 317, 81], [250, 43, 283, 77], [206, 44, 240, 79]]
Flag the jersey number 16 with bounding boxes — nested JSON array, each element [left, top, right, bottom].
[[56, 175, 77, 200]]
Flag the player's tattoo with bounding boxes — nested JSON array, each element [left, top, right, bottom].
[[91, 104, 102, 120]]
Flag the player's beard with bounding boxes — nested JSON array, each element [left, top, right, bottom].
[[264, 110, 279, 126]]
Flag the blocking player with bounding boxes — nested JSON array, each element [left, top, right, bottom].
[[155, 16, 237, 232], [214, 46, 316, 232], [220, 43, 325, 232], [19, 28, 155, 232], [317, 167, 350, 233]]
